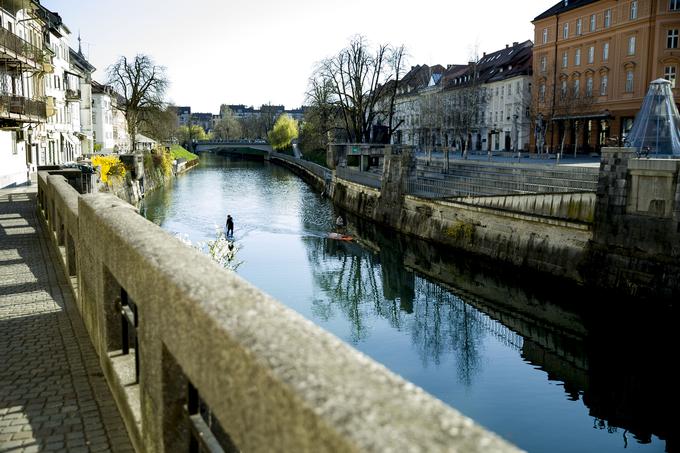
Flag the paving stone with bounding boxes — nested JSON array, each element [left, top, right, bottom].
[[0, 189, 133, 451]]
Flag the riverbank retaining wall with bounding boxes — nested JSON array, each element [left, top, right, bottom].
[[36, 171, 520, 453], [333, 176, 592, 282], [314, 146, 679, 301], [585, 148, 680, 300]]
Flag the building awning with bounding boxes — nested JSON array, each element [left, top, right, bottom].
[[552, 111, 612, 121], [62, 133, 80, 150]]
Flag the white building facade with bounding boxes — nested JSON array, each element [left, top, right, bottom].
[[92, 81, 115, 152], [0, 2, 46, 187], [37, 5, 81, 165], [482, 74, 533, 152], [69, 45, 96, 156]]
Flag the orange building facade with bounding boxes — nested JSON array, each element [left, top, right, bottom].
[[532, 0, 680, 154]]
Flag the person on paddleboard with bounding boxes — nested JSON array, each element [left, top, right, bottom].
[[226, 214, 234, 237]]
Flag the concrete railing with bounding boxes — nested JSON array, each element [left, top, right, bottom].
[[36, 172, 521, 453]]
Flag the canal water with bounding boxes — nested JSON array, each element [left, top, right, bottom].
[[141, 154, 674, 453]]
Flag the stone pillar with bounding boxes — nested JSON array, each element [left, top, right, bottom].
[[327, 144, 347, 170], [360, 154, 368, 171], [592, 147, 634, 244], [376, 146, 415, 225], [589, 147, 680, 299]]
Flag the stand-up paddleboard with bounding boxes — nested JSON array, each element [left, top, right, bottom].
[[328, 232, 353, 241]]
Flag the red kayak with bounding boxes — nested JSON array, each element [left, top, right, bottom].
[[328, 232, 353, 241]]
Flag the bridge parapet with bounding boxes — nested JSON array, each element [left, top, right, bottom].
[[194, 140, 274, 154], [36, 172, 521, 453]]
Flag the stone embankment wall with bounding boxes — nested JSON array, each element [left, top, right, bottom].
[[587, 149, 680, 300], [328, 147, 679, 301], [37, 171, 521, 453], [331, 151, 593, 284]]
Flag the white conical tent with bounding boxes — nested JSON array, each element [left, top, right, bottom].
[[625, 79, 680, 156]]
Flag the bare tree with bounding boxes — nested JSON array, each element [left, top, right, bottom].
[[314, 36, 406, 143], [138, 105, 178, 143], [418, 87, 445, 162], [304, 75, 338, 147], [532, 78, 594, 156], [449, 61, 486, 157], [384, 45, 408, 142], [107, 54, 169, 151]]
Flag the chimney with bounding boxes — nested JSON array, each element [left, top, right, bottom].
[[513, 41, 519, 47], [506, 44, 509, 49], [483, 52, 487, 57]]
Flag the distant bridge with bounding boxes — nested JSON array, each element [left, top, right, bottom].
[[193, 140, 273, 157]]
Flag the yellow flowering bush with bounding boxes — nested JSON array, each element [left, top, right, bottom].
[[160, 149, 173, 176], [92, 155, 127, 184]]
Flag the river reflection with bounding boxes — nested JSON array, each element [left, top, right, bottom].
[[142, 155, 674, 453]]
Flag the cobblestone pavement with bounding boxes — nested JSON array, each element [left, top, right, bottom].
[[0, 186, 133, 452]]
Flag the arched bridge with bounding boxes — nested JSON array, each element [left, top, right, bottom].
[[194, 140, 273, 157]]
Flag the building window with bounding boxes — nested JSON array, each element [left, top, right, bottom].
[[588, 46, 595, 64], [563, 23, 569, 39], [628, 36, 636, 55], [625, 70, 634, 92], [576, 18, 582, 35], [590, 14, 596, 31], [665, 66, 677, 87], [539, 83, 546, 101], [543, 28, 548, 44], [603, 42, 610, 61], [574, 79, 581, 98], [586, 76, 594, 96], [561, 80, 568, 98], [541, 55, 547, 72], [670, 0, 680, 10], [600, 74, 608, 95], [575, 48, 581, 66], [668, 29, 679, 48], [604, 9, 612, 27], [562, 51, 568, 68], [630, 0, 638, 19]]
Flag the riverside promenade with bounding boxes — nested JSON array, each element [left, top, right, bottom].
[[0, 184, 132, 452]]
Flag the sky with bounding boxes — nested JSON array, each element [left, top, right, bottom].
[[42, 0, 558, 113]]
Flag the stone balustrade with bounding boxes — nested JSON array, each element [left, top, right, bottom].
[[36, 171, 521, 452]]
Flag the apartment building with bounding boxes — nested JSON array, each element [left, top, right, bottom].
[[532, 0, 680, 154], [37, 4, 80, 165], [92, 81, 115, 152], [0, 0, 46, 187], [69, 45, 96, 155], [388, 41, 533, 153]]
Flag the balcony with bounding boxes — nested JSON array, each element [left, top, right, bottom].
[[0, 26, 43, 70], [65, 88, 81, 101], [0, 95, 47, 123]]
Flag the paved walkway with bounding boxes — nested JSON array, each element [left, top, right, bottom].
[[0, 185, 133, 452]]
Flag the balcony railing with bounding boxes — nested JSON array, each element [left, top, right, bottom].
[[0, 95, 47, 121], [0, 27, 43, 66]]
